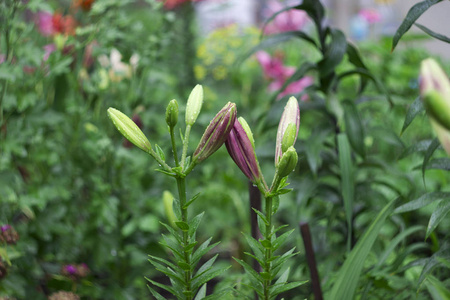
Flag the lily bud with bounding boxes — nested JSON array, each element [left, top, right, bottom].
[[420, 59, 450, 131], [225, 117, 262, 183], [165, 99, 179, 129], [281, 123, 297, 153], [107, 107, 152, 153], [193, 102, 237, 163], [163, 191, 177, 228], [185, 84, 203, 126], [275, 97, 300, 165], [276, 146, 298, 178]]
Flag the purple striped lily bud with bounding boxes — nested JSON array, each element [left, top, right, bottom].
[[193, 102, 237, 163], [275, 97, 300, 165], [225, 117, 262, 184]]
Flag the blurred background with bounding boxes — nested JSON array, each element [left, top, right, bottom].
[[1, 0, 449, 299]]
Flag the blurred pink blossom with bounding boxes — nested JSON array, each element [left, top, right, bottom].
[[0, 54, 5, 64], [256, 50, 313, 100], [43, 44, 56, 61], [37, 11, 55, 36], [159, 0, 203, 10], [263, 1, 308, 35], [358, 8, 381, 24]]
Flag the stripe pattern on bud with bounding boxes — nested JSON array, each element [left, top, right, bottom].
[[107, 107, 152, 153], [193, 102, 237, 163], [225, 118, 261, 183]]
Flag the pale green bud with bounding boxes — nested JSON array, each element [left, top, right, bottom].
[[276, 97, 300, 164], [107, 107, 152, 152], [276, 146, 298, 178], [281, 123, 297, 153], [165, 99, 179, 129], [163, 191, 177, 228], [424, 90, 450, 131], [185, 84, 203, 126]]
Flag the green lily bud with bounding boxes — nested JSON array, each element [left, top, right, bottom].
[[276, 146, 298, 178], [107, 107, 152, 153], [420, 59, 450, 131], [163, 191, 177, 228], [424, 90, 450, 131], [275, 97, 300, 165], [281, 123, 297, 153], [185, 84, 203, 126], [165, 99, 179, 129]]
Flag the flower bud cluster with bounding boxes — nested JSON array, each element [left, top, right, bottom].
[[61, 263, 90, 280], [0, 224, 19, 245]]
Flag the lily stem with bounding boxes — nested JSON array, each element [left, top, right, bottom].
[[263, 196, 273, 300]]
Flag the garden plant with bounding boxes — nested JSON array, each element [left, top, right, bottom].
[[0, 0, 449, 299]]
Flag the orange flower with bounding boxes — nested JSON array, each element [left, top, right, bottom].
[[74, 0, 95, 12]]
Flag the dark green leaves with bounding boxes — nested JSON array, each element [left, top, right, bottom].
[[392, 0, 443, 51], [415, 23, 450, 43], [401, 97, 424, 134], [343, 100, 365, 158], [328, 198, 397, 300]]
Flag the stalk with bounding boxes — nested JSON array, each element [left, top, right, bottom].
[[170, 127, 180, 166], [181, 125, 192, 169], [176, 176, 192, 300], [263, 196, 273, 300]]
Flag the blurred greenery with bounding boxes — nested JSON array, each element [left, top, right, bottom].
[[0, 0, 449, 299]]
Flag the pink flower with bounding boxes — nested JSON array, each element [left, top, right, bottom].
[[263, 0, 308, 35], [256, 51, 313, 100], [37, 11, 55, 36], [358, 9, 381, 24], [43, 44, 56, 61]]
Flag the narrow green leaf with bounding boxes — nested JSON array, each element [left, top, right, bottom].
[[160, 222, 182, 243], [272, 195, 280, 214], [194, 284, 207, 300], [426, 158, 450, 171], [343, 100, 365, 158], [415, 23, 450, 43], [399, 140, 432, 159], [426, 199, 450, 238], [234, 258, 264, 283], [401, 97, 424, 134], [243, 232, 265, 262], [178, 261, 191, 271], [252, 208, 269, 226], [189, 212, 204, 236], [184, 193, 201, 209], [244, 252, 265, 267], [192, 239, 220, 267], [175, 221, 189, 231], [346, 43, 369, 92], [260, 239, 272, 249], [394, 192, 450, 213], [327, 198, 397, 300], [275, 267, 290, 285], [270, 281, 307, 296], [147, 286, 167, 300], [374, 225, 424, 269], [272, 229, 295, 252], [295, 0, 325, 32], [184, 241, 198, 254], [318, 29, 347, 77], [147, 278, 178, 297], [425, 275, 450, 300], [194, 254, 219, 279], [422, 138, 441, 181], [338, 133, 354, 251], [192, 266, 231, 291], [391, 0, 443, 51], [155, 144, 166, 161], [418, 243, 450, 285]]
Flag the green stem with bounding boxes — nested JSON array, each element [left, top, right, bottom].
[[263, 196, 273, 300], [170, 127, 180, 167], [181, 125, 191, 170], [176, 176, 192, 300]]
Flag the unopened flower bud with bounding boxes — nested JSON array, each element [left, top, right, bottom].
[[163, 191, 177, 228], [225, 118, 262, 183], [276, 146, 298, 178], [166, 99, 179, 129], [185, 84, 203, 126], [107, 108, 152, 153], [193, 102, 237, 163], [276, 97, 300, 165], [281, 123, 297, 153], [420, 59, 450, 131]]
